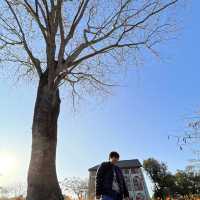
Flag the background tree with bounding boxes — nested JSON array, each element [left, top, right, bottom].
[[175, 168, 200, 197], [61, 177, 88, 200], [0, 183, 26, 199], [0, 186, 9, 199], [143, 158, 200, 199], [143, 158, 175, 199], [169, 113, 200, 181], [174, 170, 192, 197], [8, 183, 26, 198], [0, 0, 180, 200]]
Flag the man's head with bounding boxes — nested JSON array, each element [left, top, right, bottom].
[[109, 151, 120, 164]]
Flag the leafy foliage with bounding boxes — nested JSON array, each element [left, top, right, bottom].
[[143, 158, 200, 199]]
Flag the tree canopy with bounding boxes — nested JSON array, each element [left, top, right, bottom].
[[0, 0, 179, 99], [143, 158, 200, 199]]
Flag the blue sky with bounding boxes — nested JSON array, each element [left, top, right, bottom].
[[0, 0, 200, 195]]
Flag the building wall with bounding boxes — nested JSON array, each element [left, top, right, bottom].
[[88, 170, 96, 200], [88, 167, 150, 200]]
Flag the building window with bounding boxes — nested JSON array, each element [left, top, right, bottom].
[[131, 168, 139, 174], [90, 171, 96, 176], [124, 176, 132, 191], [123, 168, 130, 174], [132, 175, 144, 191]]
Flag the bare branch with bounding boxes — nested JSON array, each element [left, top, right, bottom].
[[57, 0, 179, 78], [0, 0, 180, 97], [57, 0, 90, 67], [5, 0, 42, 77]]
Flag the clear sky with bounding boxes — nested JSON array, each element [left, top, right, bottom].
[[0, 0, 200, 195]]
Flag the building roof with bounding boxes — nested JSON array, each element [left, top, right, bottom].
[[88, 159, 142, 171]]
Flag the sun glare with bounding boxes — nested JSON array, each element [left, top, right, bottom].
[[0, 153, 17, 176]]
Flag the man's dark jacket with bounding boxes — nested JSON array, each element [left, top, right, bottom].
[[95, 161, 129, 198]]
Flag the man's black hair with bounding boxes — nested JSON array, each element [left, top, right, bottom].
[[109, 151, 120, 159]]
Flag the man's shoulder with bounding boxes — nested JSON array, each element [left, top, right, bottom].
[[98, 161, 111, 168], [96, 161, 110, 172], [101, 161, 110, 165], [100, 161, 110, 167]]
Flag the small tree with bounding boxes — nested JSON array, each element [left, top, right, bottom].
[[0, 1, 180, 200], [0, 186, 9, 199], [143, 158, 176, 199], [61, 177, 88, 200], [7, 183, 26, 198]]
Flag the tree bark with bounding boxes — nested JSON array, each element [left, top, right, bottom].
[[27, 72, 64, 200]]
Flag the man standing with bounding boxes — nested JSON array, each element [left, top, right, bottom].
[[95, 151, 129, 200]]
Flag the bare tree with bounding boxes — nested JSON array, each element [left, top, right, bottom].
[[0, 0, 180, 200], [171, 116, 200, 170], [0, 186, 9, 199], [8, 183, 26, 198], [0, 183, 26, 199], [61, 177, 88, 200]]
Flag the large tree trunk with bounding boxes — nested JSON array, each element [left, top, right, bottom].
[[27, 72, 64, 200]]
